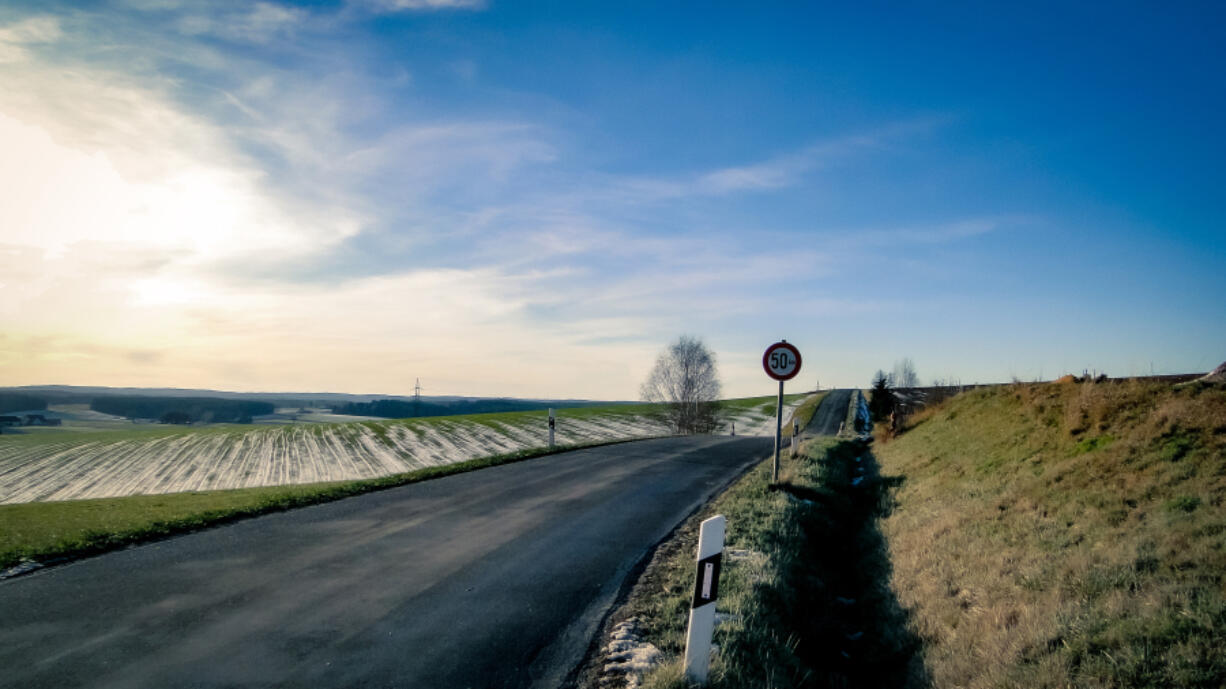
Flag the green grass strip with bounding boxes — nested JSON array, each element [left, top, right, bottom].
[[783, 391, 825, 437]]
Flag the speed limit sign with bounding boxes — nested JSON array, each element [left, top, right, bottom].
[[763, 341, 801, 381]]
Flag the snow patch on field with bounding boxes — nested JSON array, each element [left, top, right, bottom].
[[0, 400, 804, 504]]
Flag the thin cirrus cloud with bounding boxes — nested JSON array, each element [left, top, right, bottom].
[[353, 0, 487, 11], [606, 119, 945, 202], [174, 3, 309, 44], [339, 122, 558, 190], [850, 217, 1029, 246], [0, 15, 61, 62]]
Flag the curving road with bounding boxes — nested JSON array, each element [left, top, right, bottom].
[[0, 435, 770, 689], [803, 389, 854, 436]]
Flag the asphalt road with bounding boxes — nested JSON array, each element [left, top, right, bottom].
[[0, 435, 771, 689], [804, 388, 854, 436]]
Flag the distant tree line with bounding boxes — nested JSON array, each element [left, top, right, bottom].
[[869, 358, 924, 438], [331, 398, 608, 419], [0, 393, 48, 414], [90, 396, 274, 424]]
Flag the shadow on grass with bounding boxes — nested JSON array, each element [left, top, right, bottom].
[[763, 439, 929, 688]]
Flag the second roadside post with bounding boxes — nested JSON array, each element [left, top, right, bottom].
[[763, 340, 802, 483], [548, 408, 556, 449]]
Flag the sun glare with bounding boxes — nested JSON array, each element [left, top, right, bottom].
[[128, 276, 208, 306]]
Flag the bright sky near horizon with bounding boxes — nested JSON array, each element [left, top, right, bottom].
[[1, 1, 1223, 400]]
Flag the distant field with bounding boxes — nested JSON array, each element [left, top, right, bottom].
[[252, 407, 383, 424], [0, 403, 381, 432], [0, 395, 805, 504]]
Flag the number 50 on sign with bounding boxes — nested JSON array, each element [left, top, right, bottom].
[[763, 341, 801, 381]]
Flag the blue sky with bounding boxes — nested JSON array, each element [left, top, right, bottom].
[[0, 1, 1222, 398]]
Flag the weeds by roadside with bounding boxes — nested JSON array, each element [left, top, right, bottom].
[[591, 437, 925, 689]]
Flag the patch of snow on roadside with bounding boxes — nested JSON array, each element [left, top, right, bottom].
[[1197, 361, 1226, 383], [599, 617, 662, 689], [721, 398, 805, 437]]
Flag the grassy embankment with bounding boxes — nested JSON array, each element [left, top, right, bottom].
[[0, 394, 798, 572], [782, 390, 823, 438], [609, 380, 1224, 689], [877, 379, 1226, 688], [595, 391, 926, 688]]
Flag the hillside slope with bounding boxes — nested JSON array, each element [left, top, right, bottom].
[[876, 379, 1226, 688]]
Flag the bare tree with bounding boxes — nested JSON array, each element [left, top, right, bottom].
[[641, 335, 722, 434], [892, 357, 919, 388]]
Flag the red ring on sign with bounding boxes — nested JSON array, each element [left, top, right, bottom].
[[762, 341, 802, 381]]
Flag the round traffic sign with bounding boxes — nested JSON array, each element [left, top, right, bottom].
[[762, 341, 802, 381]]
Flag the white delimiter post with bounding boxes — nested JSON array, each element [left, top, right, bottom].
[[548, 408, 555, 449], [683, 514, 726, 685]]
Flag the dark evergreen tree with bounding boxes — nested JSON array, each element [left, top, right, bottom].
[[92, 396, 273, 422], [869, 370, 896, 423], [0, 393, 48, 414]]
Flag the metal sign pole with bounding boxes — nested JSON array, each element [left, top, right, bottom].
[[773, 380, 783, 482], [762, 339, 801, 484]]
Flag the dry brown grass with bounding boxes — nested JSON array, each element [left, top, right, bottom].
[[876, 379, 1226, 688]]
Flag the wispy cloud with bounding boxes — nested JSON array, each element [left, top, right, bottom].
[[353, 0, 488, 12], [606, 120, 944, 201], [695, 138, 865, 194], [340, 122, 556, 187], [0, 15, 62, 62], [852, 216, 1031, 245], [175, 3, 307, 44]]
